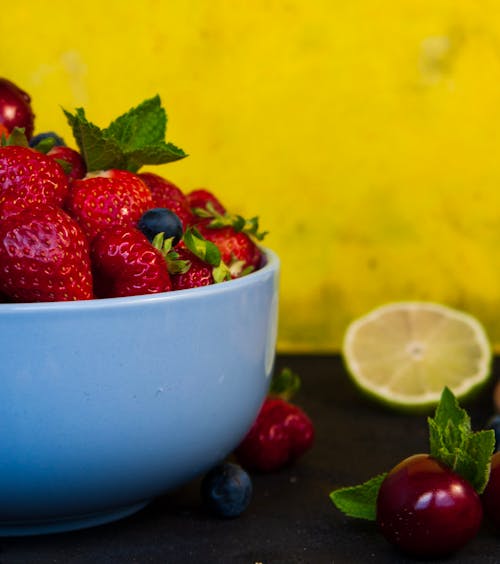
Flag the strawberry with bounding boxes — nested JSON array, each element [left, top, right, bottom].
[[139, 172, 185, 203], [66, 169, 153, 241], [169, 247, 214, 291], [0, 204, 93, 302], [0, 145, 68, 220], [91, 226, 172, 298], [139, 172, 194, 229], [47, 145, 86, 181], [187, 188, 226, 215], [195, 221, 263, 276], [234, 397, 314, 472]]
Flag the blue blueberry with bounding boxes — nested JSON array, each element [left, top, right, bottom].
[[201, 462, 253, 518], [29, 131, 66, 149], [138, 208, 183, 245], [486, 414, 500, 452]]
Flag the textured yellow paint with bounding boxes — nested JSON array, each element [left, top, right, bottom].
[[3, 1, 500, 351]]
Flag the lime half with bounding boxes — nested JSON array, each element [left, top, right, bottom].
[[342, 302, 492, 410]]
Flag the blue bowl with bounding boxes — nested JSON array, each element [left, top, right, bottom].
[[0, 249, 279, 536]]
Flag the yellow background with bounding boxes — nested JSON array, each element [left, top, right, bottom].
[[3, 1, 500, 352]]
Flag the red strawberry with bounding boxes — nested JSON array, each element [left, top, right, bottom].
[[0, 204, 93, 302], [170, 247, 214, 291], [47, 146, 86, 181], [139, 172, 194, 228], [0, 145, 68, 220], [195, 221, 263, 276], [234, 397, 314, 472], [187, 188, 226, 215], [91, 226, 172, 298], [66, 169, 153, 241], [139, 172, 185, 202]]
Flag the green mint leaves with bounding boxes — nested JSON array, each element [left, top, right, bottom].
[[63, 95, 187, 173], [330, 474, 387, 521], [330, 387, 495, 520], [428, 387, 495, 493]]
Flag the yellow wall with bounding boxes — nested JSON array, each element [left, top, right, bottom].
[[3, 1, 500, 351]]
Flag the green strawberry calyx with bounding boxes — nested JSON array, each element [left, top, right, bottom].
[[183, 227, 232, 283], [329, 387, 495, 521], [152, 228, 232, 284], [152, 234, 191, 275], [0, 127, 29, 147], [269, 367, 302, 401], [193, 201, 268, 242], [63, 95, 187, 173]]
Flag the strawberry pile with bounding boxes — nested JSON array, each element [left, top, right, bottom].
[[0, 80, 267, 303]]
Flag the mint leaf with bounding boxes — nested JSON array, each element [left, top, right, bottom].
[[64, 108, 124, 171], [105, 95, 166, 149], [63, 96, 187, 173], [428, 387, 495, 493], [123, 142, 187, 173], [330, 474, 387, 520]]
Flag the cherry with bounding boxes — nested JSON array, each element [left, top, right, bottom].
[[481, 451, 500, 530], [376, 453, 482, 557], [0, 78, 35, 139]]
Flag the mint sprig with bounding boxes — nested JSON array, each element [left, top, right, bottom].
[[63, 95, 187, 173], [329, 387, 495, 520], [330, 474, 387, 521], [428, 387, 494, 493]]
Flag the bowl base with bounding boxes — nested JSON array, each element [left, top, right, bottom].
[[0, 499, 150, 537]]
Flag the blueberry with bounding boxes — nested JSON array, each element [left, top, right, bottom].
[[138, 208, 183, 245], [201, 462, 253, 518], [486, 414, 500, 452], [29, 131, 66, 148]]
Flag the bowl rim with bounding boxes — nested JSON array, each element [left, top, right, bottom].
[[0, 248, 279, 314]]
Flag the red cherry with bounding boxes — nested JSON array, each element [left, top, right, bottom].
[[376, 454, 482, 557], [0, 78, 35, 139], [482, 451, 500, 530]]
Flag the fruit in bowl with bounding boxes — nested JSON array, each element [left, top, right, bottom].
[[0, 81, 279, 535]]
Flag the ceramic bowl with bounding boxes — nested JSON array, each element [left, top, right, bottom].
[[0, 249, 279, 536]]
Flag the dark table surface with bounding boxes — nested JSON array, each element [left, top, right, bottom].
[[2, 354, 499, 564]]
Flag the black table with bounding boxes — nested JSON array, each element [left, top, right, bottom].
[[2, 355, 499, 564]]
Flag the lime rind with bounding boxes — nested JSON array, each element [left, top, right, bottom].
[[342, 301, 492, 410]]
